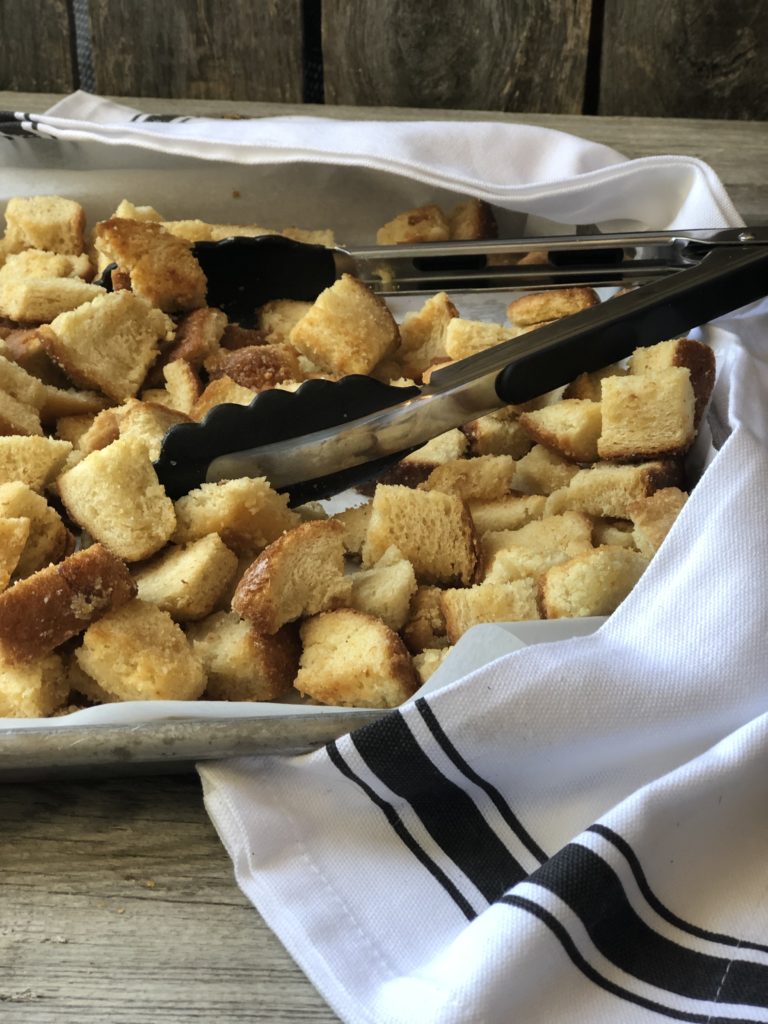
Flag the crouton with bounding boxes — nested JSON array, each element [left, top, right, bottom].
[[58, 437, 176, 561], [362, 484, 479, 586], [75, 599, 206, 701], [402, 585, 449, 653], [133, 533, 239, 621], [468, 493, 547, 535], [160, 306, 227, 369], [163, 359, 202, 415], [462, 409, 534, 459], [46, 291, 174, 403], [598, 368, 695, 460], [0, 516, 30, 590], [627, 486, 688, 558], [331, 501, 372, 557], [0, 544, 136, 664], [444, 318, 519, 361], [191, 375, 255, 420], [0, 328, 70, 386], [376, 204, 450, 245], [113, 399, 189, 462], [289, 274, 399, 376], [0, 435, 71, 490], [295, 609, 418, 708], [629, 337, 716, 426], [512, 444, 580, 494], [412, 647, 454, 685], [441, 578, 541, 642], [0, 653, 68, 717], [448, 199, 497, 240], [519, 398, 602, 463], [397, 292, 458, 378], [422, 454, 517, 501], [232, 520, 349, 634], [211, 343, 301, 391], [363, 428, 468, 492], [543, 461, 682, 519], [483, 511, 594, 582], [507, 286, 599, 327], [346, 546, 417, 630], [0, 482, 71, 577], [562, 363, 626, 402], [0, 389, 42, 436], [4, 196, 86, 254], [257, 299, 314, 344], [172, 477, 298, 557], [541, 545, 649, 618]]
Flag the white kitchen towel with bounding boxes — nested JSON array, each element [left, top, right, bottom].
[[9, 94, 767, 1023]]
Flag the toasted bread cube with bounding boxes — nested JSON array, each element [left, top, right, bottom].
[[563, 363, 626, 402], [0, 482, 71, 577], [289, 274, 399, 376], [0, 516, 30, 590], [0, 544, 135, 664], [46, 291, 174, 403], [507, 287, 599, 327], [257, 299, 314, 344], [376, 204, 450, 245], [0, 435, 72, 490], [412, 647, 453, 685], [541, 545, 648, 618], [330, 502, 372, 558], [448, 199, 497, 240], [4, 196, 85, 254], [444, 318, 519, 361], [519, 398, 602, 463], [629, 337, 716, 425], [397, 292, 459, 378], [232, 520, 349, 633], [468, 494, 547, 535], [483, 511, 593, 582], [173, 477, 298, 558], [0, 327, 70, 385], [0, 389, 42, 436], [512, 444, 580, 495], [112, 199, 163, 223], [187, 612, 299, 702], [212, 343, 301, 391], [402, 585, 449, 653], [422, 454, 517, 501], [362, 484, 479, 586], [94, 218, 207, 312], [0, 275, 104, 323], [0, 652, 68, 717], [161, 306, 227, 369], [76, 599, 205, 701], [0, 341, 49, 410], [113, 398, 189, 462], [462, 410, 534, 458], [295, 609, 418, 708], [441, 579, 540, 642], [627, 486, 688, 558], [592, 518, 637, 550], [38, 385, 109, 423], [191, 374, 254, 420], [346, 546, 417, 631], [164, 359, 202, 415], [75, 407, 120, 454], [598, 368, 695, 460], [281, 226, 336, 247], [58, 437, 176, 562], [133, 533, 239, 621], [542, 461, 681, 520]]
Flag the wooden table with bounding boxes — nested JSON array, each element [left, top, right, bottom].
[[1, 95, 766, 1024]]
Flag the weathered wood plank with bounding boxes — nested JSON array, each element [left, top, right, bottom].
[[599, 0, 768, 120], [0, 776, 339, 1023], [321, 0, 593, 114], [0, 0, 75, 93], [87, 0, 304, 102]]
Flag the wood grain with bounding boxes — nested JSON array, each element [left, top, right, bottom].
[[599, 0, 768, 120], [0, 0, 75, 93], [0, 775, 339, 1023], [321, 0, 593, 113], [87, 0, 304, 101]]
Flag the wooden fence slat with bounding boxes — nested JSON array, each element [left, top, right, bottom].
[[87, 0, 304, 102], [0, 0, 75, 93], [321, 0, 593, 114], [599, 0, 768, 120]]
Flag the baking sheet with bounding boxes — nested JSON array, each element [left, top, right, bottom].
[[0, 135, 699, 770]]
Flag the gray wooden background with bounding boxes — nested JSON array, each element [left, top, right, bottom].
[[0, 0, 766, 120]]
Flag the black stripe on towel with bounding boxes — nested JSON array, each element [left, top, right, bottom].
[[0, 113, 43, 138], [532, 843, 768, 1008], [502, 894, 761, 1024], [589, 825, 768, 954], [326, 740, 477, 921], [351, 713, 527, 902], [416, 697, 547, 863]]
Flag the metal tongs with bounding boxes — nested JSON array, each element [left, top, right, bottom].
[[153, 228, 768, 504]]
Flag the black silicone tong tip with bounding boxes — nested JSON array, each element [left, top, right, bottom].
[[154, 375, 421, 504]]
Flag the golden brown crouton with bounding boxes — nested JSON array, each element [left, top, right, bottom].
[[257, 299, 314, 344], [46, 291, 174, 403], [295, 609, 418, 708], [462, 409, 534, 459], [376, 204, 450, 245], [0, 481, 71, 577], [58, 437, 176, 562], [468, 493, 547, 535], [4, 196, 86, 254], [0, 435, 72, 490], [211, 343, 301, 391], [598, 368, 695, 461], [362, 484, 479, 586], [232, 520, 349, 634], [93, 217, 207, 312], [0, 653, 68, 717], [422, 454, 518, 502], [541, 545, 648, 618], [0, 389, 42, 436], [448, 199, 497, 240], [346, 546, 418, 631], [441, 578, 541, 642], [483, 511, 594, 582], [543, 461, 682, 519], [188, 612, 299, 701], [363, 428, 468, 493], [173, 477, 298, 557], [444, 318, 520, 361], [160, 306, 227, 369], [627, 486, 688, 558], [190, 374, 255, 420], [133, 533, 239, 621], [412, 647, 454, 685], [289, 274, 399, 376], [75, 599, 206, 701], [0, 543, 136, 664], [507, 287, 599, 327], [112, 399, 190, 462], [0, 516, 30, 590], [0, 250, 103, 322], [562, 363, 626, 402], [331, 501, 372, 558], [519, 399, 602, 463], [629, 337, 716, 426], [402, 585, 449, 653], [397, 292, 459, 378], [512, 444, 580, 495]]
